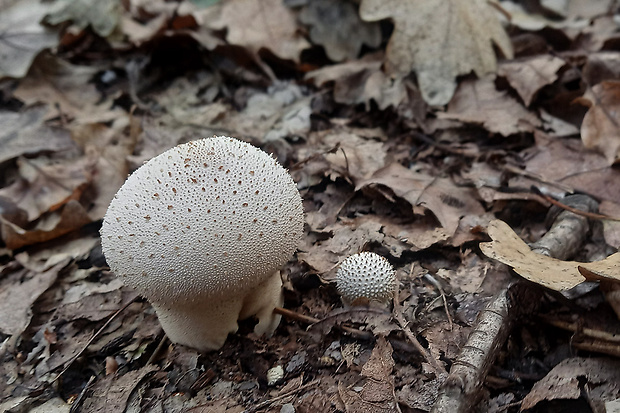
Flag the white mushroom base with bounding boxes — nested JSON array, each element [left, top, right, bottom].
[[151, 271, 284, 352]]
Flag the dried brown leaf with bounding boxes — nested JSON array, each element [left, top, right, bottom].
[[322, 131, 386, 183], [210, 0, 309, 61], [510, 134, 620, 205], [577, 80, 620, 165], [357, 163, 484, 236], [0, 156, 94, 222], [0, 105, 76, 165], [439, 76, 541, 136], [80, 365, 159, 412], [13, 54, 120, 122], [0, 0, 58, 78], [600, 200, 620, 249], [0, 260, 68, 336], [1, 200, 92, 250], [499, 55, 565, 106], [299, 218, 384, 275], [338, 337, 399, 413], [522, 357, 620, 411], [360, 0, 512, 105], [308, 55, 407, 110], [70, 120, 137, 221], [299, 0, 380, 62]]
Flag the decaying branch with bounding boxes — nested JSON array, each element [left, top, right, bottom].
[[431, 288, 512, 413], [432, 194, 598, 413]]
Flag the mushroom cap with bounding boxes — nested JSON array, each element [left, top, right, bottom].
[[100, 136, 304, 304], [336, 252, 396, 304]]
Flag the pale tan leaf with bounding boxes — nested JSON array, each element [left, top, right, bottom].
[[360, 0, 513, 105], [480, 219, 620, 291]]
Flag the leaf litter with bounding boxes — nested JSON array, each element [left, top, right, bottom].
[[1, 0, 620, 412]]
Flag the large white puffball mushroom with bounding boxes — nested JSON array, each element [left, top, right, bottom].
[[100, 136, 304, 351], [336, 252, 396, 305]]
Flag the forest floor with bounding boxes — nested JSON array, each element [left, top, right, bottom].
[[1, 0, 620, 412]]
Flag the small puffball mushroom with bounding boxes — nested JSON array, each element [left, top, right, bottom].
[[336, 252, 396, 305], [100, 136, 304, 351]]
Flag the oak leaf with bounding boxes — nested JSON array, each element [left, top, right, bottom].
[[359, 0, 513, 105], [480, 219, 620, 291]]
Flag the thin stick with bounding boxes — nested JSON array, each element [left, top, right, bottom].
[[274, 306, 373, 340], [539, 316, 620, 344], [244, 379, 320, 413], [532, 188, 620, 222], [273, 307, 417, 353], [146, 328, 167, 365]]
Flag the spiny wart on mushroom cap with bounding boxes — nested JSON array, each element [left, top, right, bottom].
[[336, 252, 396, 305], [100, 136, 304, 351]]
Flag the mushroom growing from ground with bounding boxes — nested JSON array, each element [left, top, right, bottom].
[[100, 136, 304, 351], [336, 252, 396, 306]]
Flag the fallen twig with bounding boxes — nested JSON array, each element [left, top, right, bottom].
[[432, 194, 597, 412], [273, 306, 418, 354], [393, 279, 445, 372], [244, 379, 320, 413]]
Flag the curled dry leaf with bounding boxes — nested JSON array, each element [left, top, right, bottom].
[[45, 0, 121, 38], [499, 55, 566, 106], [0, 260, 68, 337], [209, 0, 309, 61], [480, 219, 620, 291], [305, 53, 407, 110], [299, 0, 381, 62], [522, 357, 620, 411], [0, 156, 94, 222], [576, 80, 620, 165], [337, 336, 399, 413], [360, 0, 513, 105], [0, 0, 58, 78], [357, 163, 485, 236], [1, 200, 92, 250], [438, 76, 541, 136], [0, 105, 76, 165]]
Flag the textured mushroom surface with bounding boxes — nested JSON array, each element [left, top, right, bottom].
[[100, 136, 304, 351], [336, 252, 396, 305]]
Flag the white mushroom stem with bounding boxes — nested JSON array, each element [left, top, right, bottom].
[[152, 270, 284, 352]]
